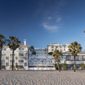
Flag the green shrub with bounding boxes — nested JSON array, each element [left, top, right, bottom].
[[70, 64, 79, 70], [70, 64, 78, 67], [16, 65, 18, 68], [79, 63, 85, 70], [62, 63, 68, 70]]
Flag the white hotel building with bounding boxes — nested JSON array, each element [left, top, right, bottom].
[[1, 40, 30, 70], [47, 43, 69, 52]]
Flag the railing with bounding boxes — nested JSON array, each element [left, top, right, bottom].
[[28, 68, 55, 70]]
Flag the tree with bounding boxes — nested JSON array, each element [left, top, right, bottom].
[[30, 46, 34, 50], [79, 63, 85, 70], [48, 52, 53, 55], [68, 41, 82, 72], [0, 34, 6, 70], [52, 50, 62, 72], [7, 36, 21, 70], [32, 51, 36, 55], [44, 48, 48, 52]]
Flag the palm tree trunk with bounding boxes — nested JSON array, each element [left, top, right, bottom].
[[12, 50, 14, 70], [0, 47, 2, 70], [57, 62, 60, 72], [74, 56, 76, 72]]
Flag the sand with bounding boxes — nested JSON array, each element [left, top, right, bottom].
[[0, 70, 85, 85]]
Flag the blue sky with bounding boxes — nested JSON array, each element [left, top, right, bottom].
[[0, 0, 85, 51]]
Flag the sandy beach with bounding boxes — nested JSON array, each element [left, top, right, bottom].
[[0, 70, 85, 85]]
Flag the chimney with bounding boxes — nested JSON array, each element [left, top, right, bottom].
[[24, 39, 26, 45]]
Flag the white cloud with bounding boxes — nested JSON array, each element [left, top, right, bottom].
[[56, 17, 62, 22], [47, 17, 52, 19], [43, 23, 59, 32]]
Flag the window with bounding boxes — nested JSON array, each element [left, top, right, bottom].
[[2, 48, 6, 51], [2, 54, 6, 57], [19, 53, 24, 57], [59, 56, 63, 60], [82, 56, 85, 61], [55, 48, 57, 50], [10, 54, 15, 57], [16, 57, 18, 60], [1, 65, 5, 68], [10, 65, 12, 68], [51, 49, 54, 51], [24, 57, 27, 60], [60, 46, 62, 48], [10, 60, 15, 62], [19, 48, 24, 50], [24, 63, 27, 66], [51, 47, 54, 48], [2, 60, 5, 63], [16, 63, 18, 65], [56, 46, 58, 48], [6, 57, 9, 59], [60, 50, 62, 52], [66, 55, 71, 61], [19, 60, 23, 63], [22, 48, 24, 50], [6, 63, 9, 66], [18, 65, 23, 68], [75, 56, 79, 61], [10, 48, 13, 51], [10, 54, 12, 57]]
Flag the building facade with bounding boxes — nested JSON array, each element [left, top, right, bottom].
[[47, 43, 69, 53], [1, 39, 30, 70], [28, 48, 55, 70], [61, 51, 85, 66], [28, 48, 85, 70], [1, 41, 85, 70]]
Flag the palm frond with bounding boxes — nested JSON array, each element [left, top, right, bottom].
[[8, 36, 21, 50], [68, 41, 82, 56]]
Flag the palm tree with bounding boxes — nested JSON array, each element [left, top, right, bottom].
[[30, 46, 34, 50], [44, 48, 48, 52], [0, 34, 6, 70], [7, 36, 21, 70], [52, 50, 62, 72], [68, 41, 82, 72]]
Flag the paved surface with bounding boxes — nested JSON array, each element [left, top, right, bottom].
[[0, 70, 85, 85]]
